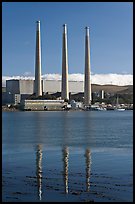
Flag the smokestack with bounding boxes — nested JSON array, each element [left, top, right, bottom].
[[35, 20, 42, 97], [84, 27, 91, 106], [101, 90, 104, 99], [61, 24, 69, 100]]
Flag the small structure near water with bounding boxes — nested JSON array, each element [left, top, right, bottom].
[[20, 99, 66, 111]]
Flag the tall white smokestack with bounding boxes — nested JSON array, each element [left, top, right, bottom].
[[61, 24, 69, 100], [84, 27, 91, 106], [35, 20, 42, 97]]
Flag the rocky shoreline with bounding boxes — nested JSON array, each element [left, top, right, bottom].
[[2, 106, 20, 112]]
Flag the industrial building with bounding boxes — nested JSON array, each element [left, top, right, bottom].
[[21, 99, 66, 111], [2, 79, 84, 105], [2, 22, 92, 110], [43, 80, 84, 94], [2, 79, 34, 105], [3, 79, 107, 105], [5, 79, 83, 95], [2, 92, 21, 105], [6, 79, 34, 94]]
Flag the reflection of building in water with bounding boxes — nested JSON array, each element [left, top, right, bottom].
[[62, 146, 69, 194], [85, 148, 91, 192], [36, 144, 43, 200]]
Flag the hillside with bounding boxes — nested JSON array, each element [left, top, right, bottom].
[[91, 84, 133, 94]]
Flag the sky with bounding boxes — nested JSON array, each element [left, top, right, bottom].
[[2, 2, 133, 78]]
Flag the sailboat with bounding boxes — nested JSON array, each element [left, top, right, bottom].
[[115, 95, 125, 111]]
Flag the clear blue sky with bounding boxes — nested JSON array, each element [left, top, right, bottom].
[[2, 2, 133, 76]]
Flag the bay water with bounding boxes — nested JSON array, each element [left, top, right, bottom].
[[2, 111, 133, 202]]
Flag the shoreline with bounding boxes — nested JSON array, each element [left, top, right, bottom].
[[2, 106, 20, 112], [2, 105, 133, 112], [2, 107, 133, 112]]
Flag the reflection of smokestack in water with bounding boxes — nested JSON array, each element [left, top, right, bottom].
[[85, 148, 91, 192], [36, 144, 43, 200], [84, 27, 91, 106], [61, 24, 69, 100], [62, 146, 69, 194], [35, 21, 42, 97]]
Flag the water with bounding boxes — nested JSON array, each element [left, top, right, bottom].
[[2, 111, 133, 202]]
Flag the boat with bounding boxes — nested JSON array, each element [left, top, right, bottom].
[[115, 95, 125, 111], [89, 105, 106, 111], [94, 107, 106, 111], [115, 108, 125, 111]]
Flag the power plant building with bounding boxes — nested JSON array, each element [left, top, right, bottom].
[[6, 79, 84, 95], [21, 99, 66, 111], [3, 23, 94, 109], [43, 80, 84, 94], [2, 79, 34, 105], [6, 79, 34, 95], [2, 92, 21, 105]]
